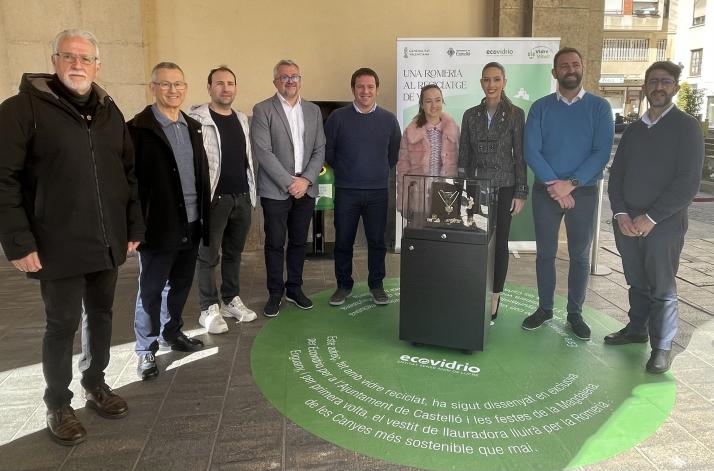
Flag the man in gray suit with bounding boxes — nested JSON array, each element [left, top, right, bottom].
[[607, 61, 704, 373], [250, 59, 326, 317]]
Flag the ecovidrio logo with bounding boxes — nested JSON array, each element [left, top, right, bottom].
[[485, 47, 514, 56], [399, 354, 481, 375]]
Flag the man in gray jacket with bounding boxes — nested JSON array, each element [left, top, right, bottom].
[[189, 66, 257, 333], [607, 61, 704, 373], [250, 59, 325, 317]]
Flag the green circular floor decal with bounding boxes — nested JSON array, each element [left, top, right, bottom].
[[251, 279, 675, 471]]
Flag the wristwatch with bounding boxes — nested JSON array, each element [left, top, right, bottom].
[[569, 178, 579, 187]]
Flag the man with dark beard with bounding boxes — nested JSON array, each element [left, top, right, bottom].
[[606, 61, 704, 373], [522, 47, 614, 341]]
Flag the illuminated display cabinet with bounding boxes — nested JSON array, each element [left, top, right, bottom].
[[399, 175, 496, 353]]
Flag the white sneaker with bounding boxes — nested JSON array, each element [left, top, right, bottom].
[[199, 304, 229, 334], [221, 296, 257, 323]]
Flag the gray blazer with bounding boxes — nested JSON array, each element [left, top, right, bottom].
[[250, 94, 326, 200]]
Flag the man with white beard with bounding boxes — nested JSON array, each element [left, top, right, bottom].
[[0, 29, 144, 445]]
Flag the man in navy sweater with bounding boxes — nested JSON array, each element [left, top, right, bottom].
[[523, 47, 614, 340], [325, 68, 401, 306], [607, 61, 704, 373]]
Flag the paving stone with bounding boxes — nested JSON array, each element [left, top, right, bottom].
[[638, 435, 714, 470], [134, 433, 214, 471]]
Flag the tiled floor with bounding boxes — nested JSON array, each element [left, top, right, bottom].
[[0, 196, 713, 470]]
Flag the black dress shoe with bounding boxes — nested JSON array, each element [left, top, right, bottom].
[[85, 383, 129, 419], [604, 328, 648, 345], [646, 348, 672, 374], [46, 405, 87, 446], [166, 333, 204, 352]]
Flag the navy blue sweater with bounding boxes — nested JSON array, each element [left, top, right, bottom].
[[608, 106, 704, 223], [325, 105, 401, 189]]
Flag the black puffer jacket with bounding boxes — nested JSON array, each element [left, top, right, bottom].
[[0, 73, 144, 280]]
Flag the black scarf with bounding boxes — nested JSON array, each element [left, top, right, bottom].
[[48, 74, 98, 119]]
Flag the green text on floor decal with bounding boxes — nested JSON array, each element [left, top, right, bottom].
[[251, 280, 675, 471]]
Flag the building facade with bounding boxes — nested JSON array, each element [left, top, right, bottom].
[[675, 0, 713, 124], [599, 0, 676, 120], [1, 0, 608, 117]]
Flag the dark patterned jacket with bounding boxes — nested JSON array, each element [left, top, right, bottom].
[[458, 100, 528, 199]]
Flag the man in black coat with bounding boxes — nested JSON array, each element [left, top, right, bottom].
[[128, 62, 211, 381], [0, 29, 144, 445]]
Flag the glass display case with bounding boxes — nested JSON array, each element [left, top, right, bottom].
[[400, 175, 494, 241], [399, 175, 497, 353]]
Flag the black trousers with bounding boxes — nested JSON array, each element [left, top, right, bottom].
[[493, 186, 515, 294], [40, 267, 118, 408], [196, 193, 252, 309], [261, 196, 315, 295]]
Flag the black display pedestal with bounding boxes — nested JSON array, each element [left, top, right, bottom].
[[399, 226, 495, 353]]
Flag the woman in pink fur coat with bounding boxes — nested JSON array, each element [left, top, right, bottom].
[[397, 84, 460, 209]]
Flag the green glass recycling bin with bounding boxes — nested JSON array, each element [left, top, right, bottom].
[[310, 165, 335, 255], [315, 165, 334, 210]]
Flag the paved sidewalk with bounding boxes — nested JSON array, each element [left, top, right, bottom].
[[0, 195, 713, 470]]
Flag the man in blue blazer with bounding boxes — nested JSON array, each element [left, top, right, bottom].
[[250, 59, 326, 317]]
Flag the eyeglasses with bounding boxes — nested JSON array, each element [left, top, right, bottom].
[[53, 52, 98, 65], [152, 81, 188, 90], [276, 75, 301, 83], [646, 78, 675, 87]]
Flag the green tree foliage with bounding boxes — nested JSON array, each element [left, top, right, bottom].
[[677, 82, 705, 118]]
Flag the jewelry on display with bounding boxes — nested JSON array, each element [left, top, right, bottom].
[[438, 190, 459, 214]]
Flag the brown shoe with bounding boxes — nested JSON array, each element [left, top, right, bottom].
[[46, 405, 87, 446], [85, 383, 129, 419]]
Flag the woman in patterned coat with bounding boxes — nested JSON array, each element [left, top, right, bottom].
[[459, 62, 528, 323]]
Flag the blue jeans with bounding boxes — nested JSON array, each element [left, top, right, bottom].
[[334, 188, 388, 290], [532, 183, 597, 315]]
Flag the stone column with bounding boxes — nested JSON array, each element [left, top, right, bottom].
[[0, 13, 10, 100], [495, 0, 605, 94], [0, 0, 148, 116]]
